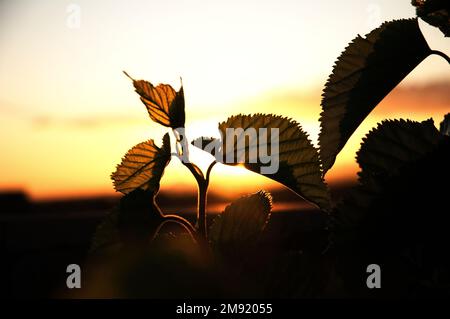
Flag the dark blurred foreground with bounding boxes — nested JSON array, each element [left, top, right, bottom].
[[0, 184, 351, 298]]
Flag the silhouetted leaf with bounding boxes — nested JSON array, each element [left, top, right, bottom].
[[191, 136, 220, 157], [124, 72, 185, 128], [357, 119, 443, 182], [197, 114, 330, 211], [335, 119, 444, 241], [319, 19, 432, 173], [412, 0, 450, 36], [90, 208, 121, 253], [111, 133, 171, 194], [118, 189, 164, 244], [333, 136, 450, 297], [209, 191, 272, 251], [91, 189, 165, 253], [440, 113, 450, 136]]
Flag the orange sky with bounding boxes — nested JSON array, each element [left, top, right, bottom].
[[0, 0, 449, 199]]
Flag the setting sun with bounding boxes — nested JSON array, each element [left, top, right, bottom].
[[0, 0, 448, 199]]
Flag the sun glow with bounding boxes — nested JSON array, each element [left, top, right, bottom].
[[0, 0, 448, 199]]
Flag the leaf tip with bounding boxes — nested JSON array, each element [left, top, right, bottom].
[[123, 70, 134, 81]]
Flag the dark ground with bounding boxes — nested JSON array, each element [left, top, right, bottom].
[[0, 183, 353, 298]]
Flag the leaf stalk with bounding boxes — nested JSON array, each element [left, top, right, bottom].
[[431, 50, 450, 64]]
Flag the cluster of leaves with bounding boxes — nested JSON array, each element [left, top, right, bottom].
[[333, 118, 450, 297], [87, 5, 450, 297], [89, 72, 332, 296]]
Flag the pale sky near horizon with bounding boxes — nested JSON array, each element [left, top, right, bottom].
[[0, 0, 449, 199]]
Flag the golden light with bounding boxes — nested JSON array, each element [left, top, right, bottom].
[[0, 1, 448, 199]]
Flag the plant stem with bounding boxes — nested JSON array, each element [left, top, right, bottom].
[[206, 160, 217, 184], [179, 154, 217, 243], [181, 161, 208, 239], [431, 50, 450, 64], [182, 162, 204, 185], [197, 180, 208, 239], [163, 214, 197, 234], [181, 160, 217, 241], [197, 161, 217, 240], [153, 215, 198, 243]]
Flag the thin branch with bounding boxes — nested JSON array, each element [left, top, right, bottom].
[[151, 215, 198, 244], [163, 214, 197, 235], [182, 161, 205, 185], [205, 160, 217, 186], [175, 151, 214, 243], [431, 50, 450, 64], [177, 157, 208, 240]]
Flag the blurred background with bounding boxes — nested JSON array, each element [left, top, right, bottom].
[[0, 0, 448, 201], [0, 0, 448, 297]]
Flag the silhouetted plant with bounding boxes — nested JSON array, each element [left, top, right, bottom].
[[88, 2, 449, 298]]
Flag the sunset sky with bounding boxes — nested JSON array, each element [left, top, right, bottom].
[[0, 0, 449, 199]]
